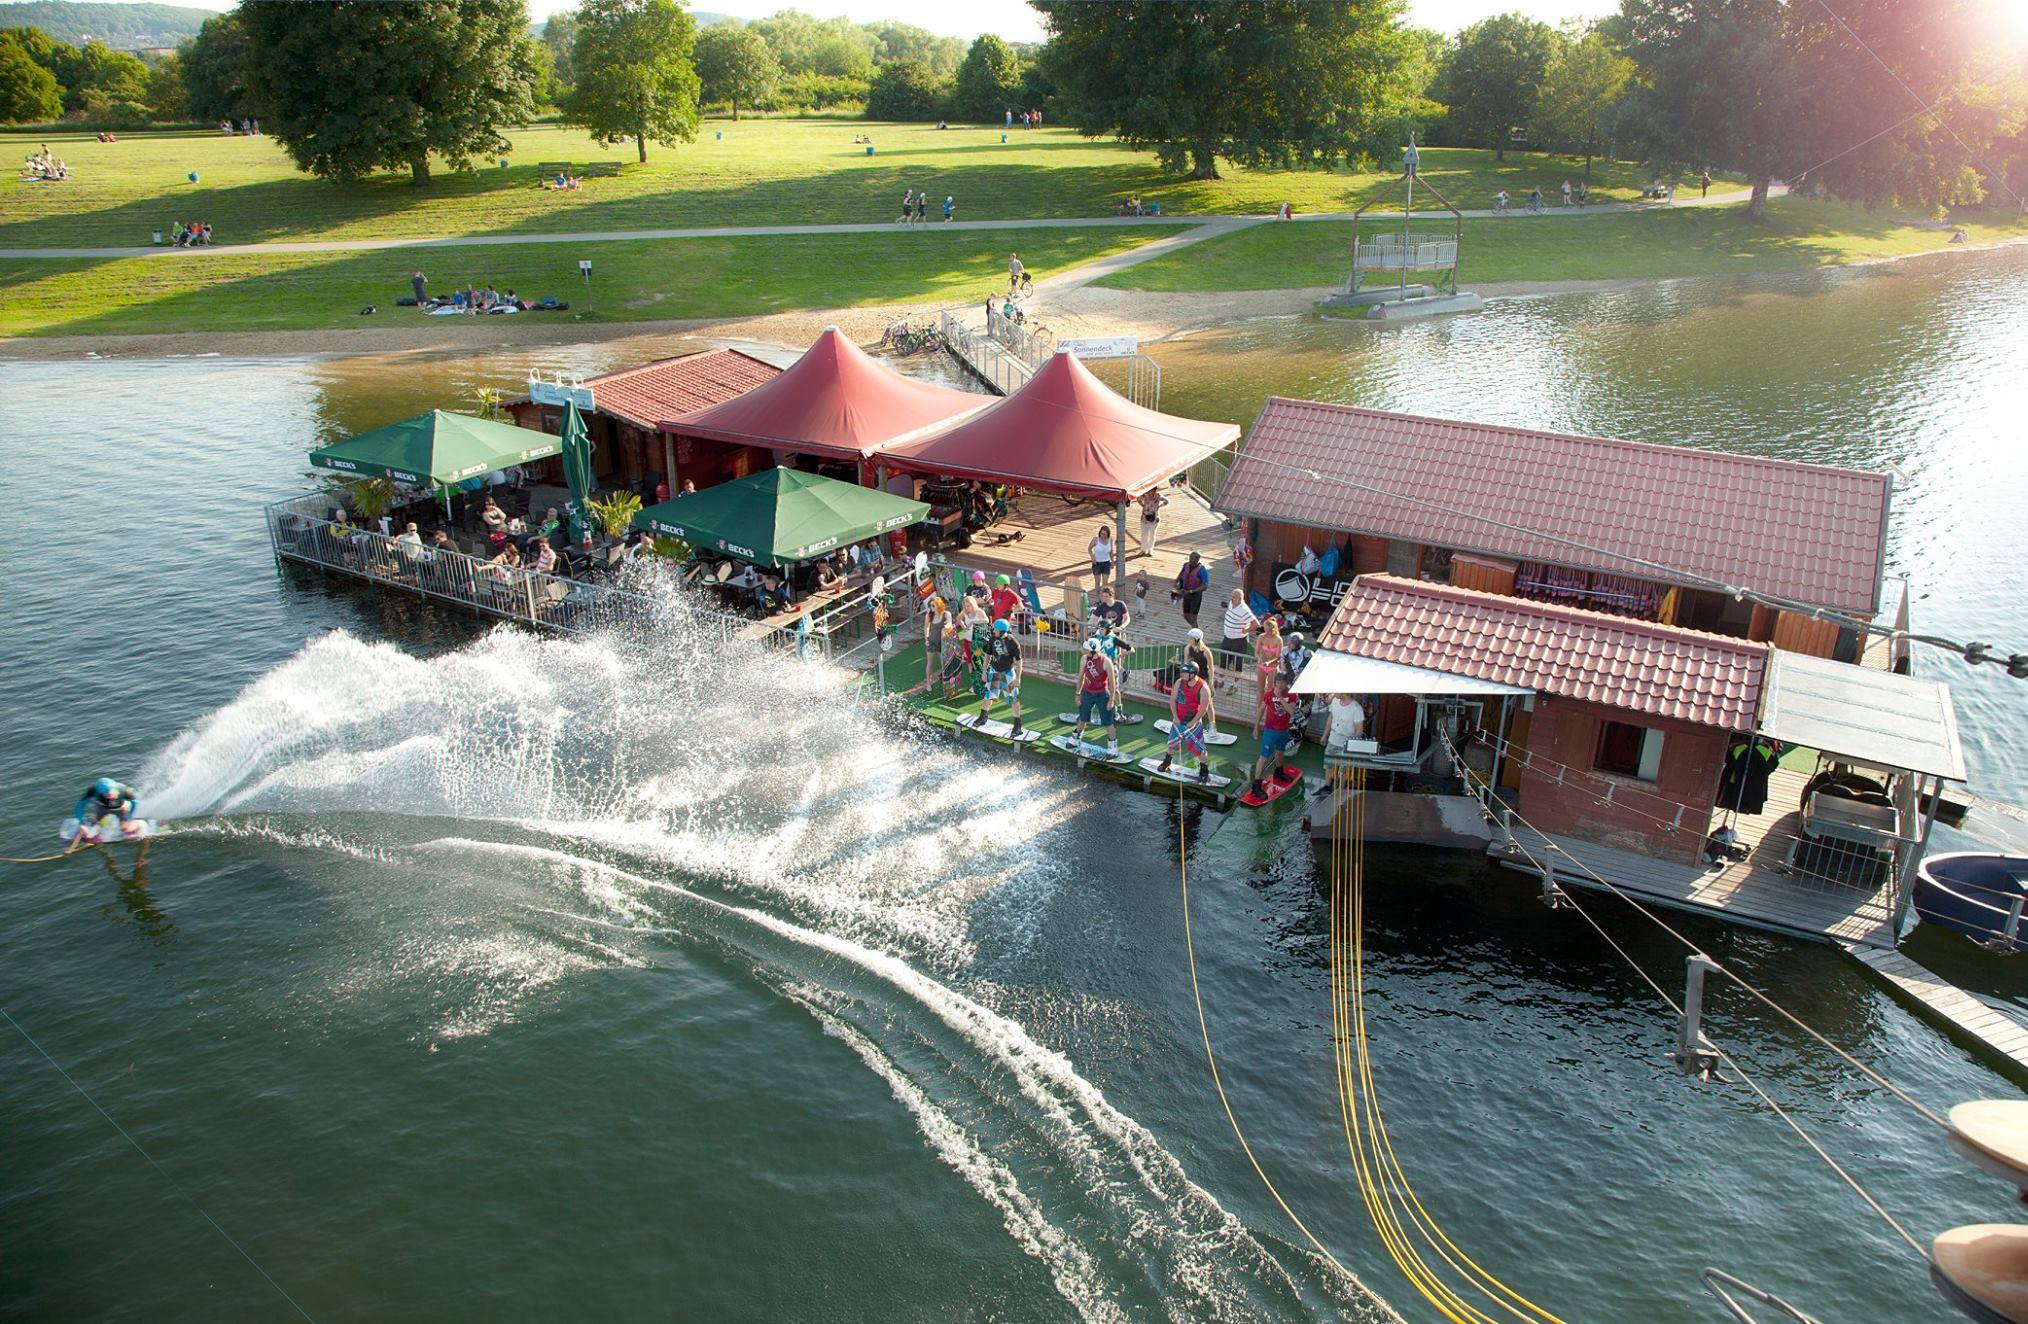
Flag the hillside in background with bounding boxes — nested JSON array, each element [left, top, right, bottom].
[[1, 0, 213, 48]]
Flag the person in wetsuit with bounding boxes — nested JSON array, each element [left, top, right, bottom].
[[74, 778, 139, 835]]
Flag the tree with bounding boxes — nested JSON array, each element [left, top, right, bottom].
[[0, 34, 63, 123], [51, 40, 149, 115], [567, 0, 700, 164], [1432, 14, 1560, 160], [1615, 0, 1803, 219], [750, 10, 821, 74], [950, 33, 1020, 122], [179, 11, 256, 123], [241, 0, 539, 186], [1532, 31, 1633, 174], [1035, 0, 1408, 180], [543, 7, 580, 92], [809, 33, 873, 80], [865, 58, 945, 121], [695, 24, 779, 121], [145, 52, 185, 122], [871, 23, 962, 78]]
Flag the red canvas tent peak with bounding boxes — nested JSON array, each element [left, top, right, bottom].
[[659, 326, 988, 461], [884, 349, 1240, 502]]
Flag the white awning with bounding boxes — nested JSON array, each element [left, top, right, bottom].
[[1292, 649, 1534, 698], [1758, 651, 1966, 781]]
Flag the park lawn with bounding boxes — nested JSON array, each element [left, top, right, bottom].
[[0, 223, 1181, 338], [0, 120, 1711, 249], [1098, 196, 2028, 292]]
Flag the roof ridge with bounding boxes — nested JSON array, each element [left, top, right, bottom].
[[1253, 397, 1887, 485], [1358, 573, 1770, 658]]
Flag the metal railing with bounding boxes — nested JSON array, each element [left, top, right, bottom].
[[939, 309, 1032, 395], [986, 303, 1056, 362]]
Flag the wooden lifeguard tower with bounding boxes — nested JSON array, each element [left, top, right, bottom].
[[1322, 138, 1484, 320]]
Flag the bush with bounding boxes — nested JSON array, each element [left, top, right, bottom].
[[73, 94, 154, 127], [765, 71, 869, 113], [865, 59, 948, 122]]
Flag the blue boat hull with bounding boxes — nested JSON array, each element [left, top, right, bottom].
[[1915, 853, 2028, 953]]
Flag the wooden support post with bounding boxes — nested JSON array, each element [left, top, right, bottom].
[[662, 433, 676, 490], [1113, 499, 1129, 590]]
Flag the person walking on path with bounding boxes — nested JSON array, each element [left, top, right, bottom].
[[1008, 252, 1024, 294], [1173, 550, 1210, 627], [1220, 588, 1259, 673], [1560, 179, 1572, 207], [943, 195, 954, 223], [914, 191, 928, 224], [1136, 488, 1167, 558], [899, 188, 916, 224], [1700, 169, 1711, 199], [1088, 524, 1114, 587]]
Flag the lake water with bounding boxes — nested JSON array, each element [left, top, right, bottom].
[[5, 249, 2028, 1324]]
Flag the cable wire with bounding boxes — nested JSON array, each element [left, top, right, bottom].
[[0, 1002, 316, 1321]]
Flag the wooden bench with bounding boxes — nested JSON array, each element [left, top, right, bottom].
[[536, 161, 571, 174]]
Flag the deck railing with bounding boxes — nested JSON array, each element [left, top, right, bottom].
[[938, 310, 1032, 395]]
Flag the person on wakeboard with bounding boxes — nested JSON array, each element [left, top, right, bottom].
[[74, 778, 139, 836]]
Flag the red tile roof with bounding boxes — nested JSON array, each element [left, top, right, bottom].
[[1216, 400, 1890, 615], [1321, 575, 1769, 729], [514, 349, 781, 430]]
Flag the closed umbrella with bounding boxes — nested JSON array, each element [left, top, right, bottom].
[[560, 400, 597, 541]]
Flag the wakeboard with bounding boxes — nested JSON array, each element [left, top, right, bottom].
[[60, 817, 156, 843], [958, 713, 1042, 744], [1047, 734, 1135, 765], [1137, 758, 1232, 790], [1055, 710, 1144, 726], [1239, 768, 1305, 807], [1155, 718, 1238, 747]]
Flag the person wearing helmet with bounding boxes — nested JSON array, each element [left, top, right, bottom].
[[74, 778, 139, 836], [1282, 630, 1313, 682], [967, 616, 1025, 735], [988, 572, 1021, 624], [1157, 660, 1216, 782], [1071, 635, 1120, 752]]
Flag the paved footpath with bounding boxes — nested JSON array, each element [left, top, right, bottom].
[[0, 186, 1770, 262]]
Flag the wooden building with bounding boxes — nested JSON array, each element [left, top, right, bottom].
[[506, 349, 782, 495], [1214, 401, 1894, 662]]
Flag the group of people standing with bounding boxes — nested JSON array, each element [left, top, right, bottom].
[[898, 189, 955, 224], [1004, 108, 1044, 128]]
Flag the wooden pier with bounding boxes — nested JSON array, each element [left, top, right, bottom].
[[1492, 767, 1899, 948], [1842, 944, 2028, 1081]]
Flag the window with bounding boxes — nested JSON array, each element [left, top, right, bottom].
[[1595, 720, 1665, 781]]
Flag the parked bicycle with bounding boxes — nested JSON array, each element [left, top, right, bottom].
[[880, 320, 944, 356]]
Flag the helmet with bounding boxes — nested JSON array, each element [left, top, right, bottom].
[[995, 573, 1011, 586], [1187, 628, 1204, 641], [1083, 637, 1103, 653], [92, 777, 118, 797], [1290, 632, 1305, 644], [971, 570, 986, 584], [992, 618, 1011, 632], [1182, 661, 1200, 675]]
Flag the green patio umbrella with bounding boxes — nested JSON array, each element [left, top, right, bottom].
[[310, 409, 563, 494], [559, 400, 597, 541], [633, 466, 928, 566]]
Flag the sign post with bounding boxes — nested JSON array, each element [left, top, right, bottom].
[[1057, 335, 1139, 361], [579, 258, 593, 316]]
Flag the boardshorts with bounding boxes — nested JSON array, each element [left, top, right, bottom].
[[1167, 717, 1206, 759], [986, 667, 1019, 703], [1076, 688, 1113, 726]]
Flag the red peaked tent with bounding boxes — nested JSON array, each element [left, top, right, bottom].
[[660, 326, 989, 461], [884, 349, 1240, 502]]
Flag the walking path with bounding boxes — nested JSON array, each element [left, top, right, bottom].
[[0, 185, 1772, 261]]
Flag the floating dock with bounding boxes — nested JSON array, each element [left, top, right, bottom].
[[1842, 945, 2028, 1081]]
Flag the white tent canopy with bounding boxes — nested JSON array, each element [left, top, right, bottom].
[[1757, 650, 1966, 781], [1292, 649, 1533, 698]]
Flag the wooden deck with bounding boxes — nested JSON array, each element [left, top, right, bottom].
[[942, 486, 1244, 642], [1841, 945, 2028, 1079], [1493, 767, 1900, 948]]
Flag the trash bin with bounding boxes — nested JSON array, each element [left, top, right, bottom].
[[865, 145, 875, 156], [152, 229, 163, 245]]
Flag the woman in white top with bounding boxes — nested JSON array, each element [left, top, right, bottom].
[[1325, 694, 1367, 749], [1089, 525, 1115, 586]]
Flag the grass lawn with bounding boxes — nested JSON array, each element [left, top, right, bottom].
[[0, 223, 1180, 338], [1099, 196, 2028, 292], [0, 120, 1710, 249]]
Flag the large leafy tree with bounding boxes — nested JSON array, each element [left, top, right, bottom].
[[871, 23, 962, 78], [1532, 30, 1634, 174], [542, 7, 579, 92], [567, 0, 700, 164], [749, 10, 821, 75], [50, 39, 149, 114], [241, 0, 538, 186], [1035, 0, 1408, 180], [178, 11, 257, 123], [0, 33, 63, 123], [866, 58, 945, 121], [695, 24, 779, 121], [145, 52, 185, 122], [1432, 13, 1561, 160], [951, 34, 1020, 122]]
